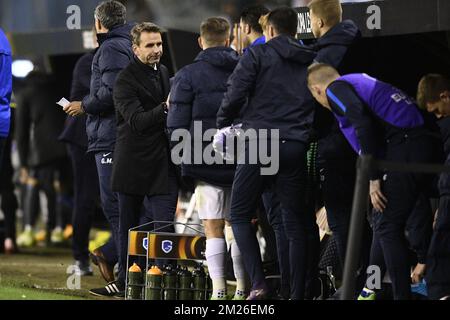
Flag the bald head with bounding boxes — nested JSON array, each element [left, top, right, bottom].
[[307, 63, 340, 87], [307, 63, 341, 109]]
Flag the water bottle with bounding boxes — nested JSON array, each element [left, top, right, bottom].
[[178, 266, 193, 300], [163, 265, 177, 300], [192, 264, 206, 300], [145, 266, 163, 300], [127, 263, 143, 300]]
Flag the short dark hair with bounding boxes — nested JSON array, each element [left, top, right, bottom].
[[131, 22, 163, 46], [267, 6, 298, 37], [417, 74, 450, 109], [240, 5, 270, 34], [95, 1, 127, 30], [200, 17, 230, 46]]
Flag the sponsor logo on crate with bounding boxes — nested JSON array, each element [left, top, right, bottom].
[[162, 240, 173, 254], [143, 237, 148, 250]]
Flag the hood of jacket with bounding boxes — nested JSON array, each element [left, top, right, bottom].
[[194, 47, 240, 71], [267, 35, 316, 64], [313, 20, 360, 49]]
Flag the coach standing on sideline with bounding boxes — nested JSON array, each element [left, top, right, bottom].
[[112, 22, 179, 296], [59, 32, 117, 281], [63, 0, 135, 297]]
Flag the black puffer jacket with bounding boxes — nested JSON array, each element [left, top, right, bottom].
[[82, 23, 134, 153]]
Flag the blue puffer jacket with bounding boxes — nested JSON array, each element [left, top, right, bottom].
[[82, 23, 134, 153], [168, 47, 240, 187], [0, 28, 12, 138]]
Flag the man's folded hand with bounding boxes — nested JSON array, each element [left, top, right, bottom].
[[63, 101, 85, 117]]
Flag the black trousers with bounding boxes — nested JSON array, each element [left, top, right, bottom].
[[261, 191, 290, 298], [426, 195, 450, 299], [369, 135, 437, 300], [256, 195, 278, 265], [321, 163, 355, 269], [24, 162, 65, 231], [230, 140, 319, 300], [405, 193, 433, 264], [117, 175, 179, 285], [0, 135, 18, 240], [68, 144, 100, 262], [0, 137, 5, 169]]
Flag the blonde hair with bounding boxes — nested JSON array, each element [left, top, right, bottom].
[[258, 13, 270, 34], [307, 63, 340, 87], [308, 0, 342, 27]]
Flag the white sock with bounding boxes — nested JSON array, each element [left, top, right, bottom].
[[212, 280, 227, 299], [226, 225, 247, 297], [231, 241, 247, 296], [205, 238, 227, 298]]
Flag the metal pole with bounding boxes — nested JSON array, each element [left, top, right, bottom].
[[341, 155, 373, 300]]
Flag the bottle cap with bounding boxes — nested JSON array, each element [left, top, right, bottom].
[[129, 263, 142, 273], [148, 266, 162, 275]]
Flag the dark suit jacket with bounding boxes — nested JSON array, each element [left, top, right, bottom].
[[112, 56, 171, 196]]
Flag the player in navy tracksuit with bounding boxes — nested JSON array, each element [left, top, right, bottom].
[[217, 7, 317, 300], [168, 17, 246, 300], [417, 74, 450, 300], [307, 64, 440, 300]]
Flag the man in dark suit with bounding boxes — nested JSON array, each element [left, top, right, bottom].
[[111, 22, 178, 294]]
